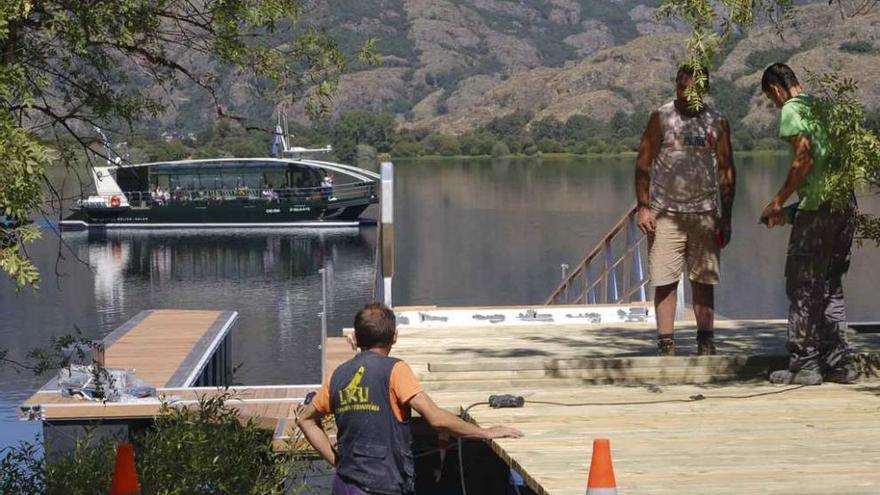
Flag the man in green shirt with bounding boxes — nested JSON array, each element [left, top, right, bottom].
[[760, 63, 857, 385]]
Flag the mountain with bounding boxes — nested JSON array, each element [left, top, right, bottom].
[[156, 1, 880, 138]]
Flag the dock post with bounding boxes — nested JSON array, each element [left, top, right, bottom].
[[319, 263, 328, 380], [380, 161, 394, 307]]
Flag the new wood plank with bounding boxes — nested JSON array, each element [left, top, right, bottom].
[[460, 383, 880, 495], [382, 317, 880, 495]]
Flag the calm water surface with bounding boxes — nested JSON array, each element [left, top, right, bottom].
[[2, 154, 879, 448]]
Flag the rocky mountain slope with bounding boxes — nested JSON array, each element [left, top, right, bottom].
[[307, 2, 879, 135], [159, 1, 880, 137]]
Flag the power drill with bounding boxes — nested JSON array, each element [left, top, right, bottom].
[[488, 394, 525, 408]]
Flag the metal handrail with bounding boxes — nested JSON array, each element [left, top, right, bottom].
[[545, 204, 649, 305]]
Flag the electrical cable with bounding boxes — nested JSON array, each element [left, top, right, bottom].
[[463, 401, 488, 415], [460, 384, 808, 412], [453, 384, 809, 494]]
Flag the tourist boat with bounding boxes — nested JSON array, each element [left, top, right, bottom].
[[61, 125, 379, 230]]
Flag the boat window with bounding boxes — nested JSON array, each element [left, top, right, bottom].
[[152, 174, 170, 190], [241, 172, 261, 189], [201, 174, 223, 190], [289, 167, 321, 189], [170, 174, 201, 190], [263, 172, 286, 189]]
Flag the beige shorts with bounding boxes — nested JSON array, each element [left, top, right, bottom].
[[647, 211, 720, 286]]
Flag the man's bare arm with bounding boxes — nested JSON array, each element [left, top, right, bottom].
[[716, 117, 736, 245], [635, 111, 662, 233], [409, 392, 523, 440], [295, 404, 337, 466], [762, 134, 813, 227], [776, 134, 814, 205]]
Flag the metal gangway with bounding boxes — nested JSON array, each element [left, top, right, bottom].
[[545, 204, 650, 305]]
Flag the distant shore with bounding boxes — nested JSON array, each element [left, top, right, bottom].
[[392, 149, 787, 161]]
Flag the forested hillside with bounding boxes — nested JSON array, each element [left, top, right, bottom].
[[134, 1, 879, 159]]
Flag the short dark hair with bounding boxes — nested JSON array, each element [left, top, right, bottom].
[[354, 303, 396, 350], [677, 63, 709, 89], [761, 63, 799, 93]]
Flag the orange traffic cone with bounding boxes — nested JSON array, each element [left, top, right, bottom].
[[109, 442, 140, 495], [585, 438, 617, 495]]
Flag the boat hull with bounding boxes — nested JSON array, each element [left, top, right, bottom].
[[61, 199, 373, 230]]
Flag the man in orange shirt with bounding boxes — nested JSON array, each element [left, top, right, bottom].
[[297, 303, 523, 495]]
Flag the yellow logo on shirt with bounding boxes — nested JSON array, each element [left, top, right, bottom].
[[337, 366, 380, 413]]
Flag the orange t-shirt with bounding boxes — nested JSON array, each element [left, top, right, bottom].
[[312, 360, 423, 422]]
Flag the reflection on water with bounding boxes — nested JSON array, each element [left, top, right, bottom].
[[0, 227, 376, 448], [73, 228, 376, 378], [393, 155, 880, 322], [67, 229, 376, 328], [3, 154, 879, 449]]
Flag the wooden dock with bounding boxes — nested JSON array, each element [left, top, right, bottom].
[[19, 306, 880, 493], [450, 382, 880, 495], [376, 313, 880, 495], [21, 309, 238, 418], [18, 310, 356, 451]]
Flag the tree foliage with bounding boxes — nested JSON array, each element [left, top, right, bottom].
[[0, 434, 115, 495], [658, 0, 880, 243], [0, 0, 375, 289], [807, 73, 880, 243], [0, 394, 314, 494], [329, 109, 395, 162], [655, 0, 793, 108]]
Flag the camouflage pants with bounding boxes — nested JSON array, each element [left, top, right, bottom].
[[784, 197, 857, 373]]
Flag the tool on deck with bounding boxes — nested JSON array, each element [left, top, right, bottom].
[[489, 394, 525, 408]]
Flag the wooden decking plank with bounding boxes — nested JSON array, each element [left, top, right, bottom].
[[381, 316, 880, 495], [457, 384, 880, 495]]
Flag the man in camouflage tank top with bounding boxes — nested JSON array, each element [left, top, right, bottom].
[[634, 64, 737, 356]]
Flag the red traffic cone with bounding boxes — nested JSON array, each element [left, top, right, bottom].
[[109, 442, 140, 495], [585, 438, 617, 495]]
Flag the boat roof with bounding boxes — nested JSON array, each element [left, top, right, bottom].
[[117, 158, 380, 182]]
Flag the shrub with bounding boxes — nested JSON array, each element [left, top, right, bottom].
[[137, 139, 191, 162], [490, 141, 510, 158], [391, 140, 422, 158], [564, 114, 608, 143], [839, 41, 876, 54], [421, 134, 461, 156], [485, 110, 534, 138], [531, 116, 565, 141], [568, 140, 587, 155], [744, 46, 799, 73], [137, 394, 306, 494], [536, 138, 563, 153], [588, 138, 612, 154], [0, 394, 309, 495], [356, 144, 378, 166], [866, 108, 880, 134], [733, 129, 755, 151], [754, 137, 783, 150], [459, 132, 494, 156], [621, 136, 640, 152]]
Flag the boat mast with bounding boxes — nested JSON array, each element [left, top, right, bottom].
[[90, 127, 129, 205]]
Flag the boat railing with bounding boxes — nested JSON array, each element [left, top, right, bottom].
[[117, 182, 377, 208], [545, 204, 649, 305]]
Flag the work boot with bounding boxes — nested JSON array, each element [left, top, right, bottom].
[[769, 369, 823, 385], [824, 364, 859, 384], [657, 336, 675, 356], [769, 369, 792, 384], [697, 331, 716, 356]]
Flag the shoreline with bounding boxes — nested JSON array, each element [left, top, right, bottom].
[[391, 149, 787, 161]]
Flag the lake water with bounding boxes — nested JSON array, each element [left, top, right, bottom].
[[2, 154, 879, 449]]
